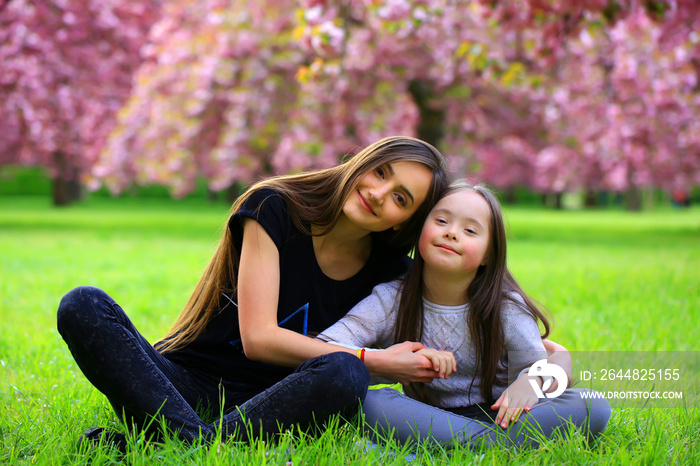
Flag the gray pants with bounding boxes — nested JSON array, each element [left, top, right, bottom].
[[362, 387, 611, 448]]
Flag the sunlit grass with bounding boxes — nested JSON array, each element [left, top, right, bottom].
[[1, 195, 698, 464]]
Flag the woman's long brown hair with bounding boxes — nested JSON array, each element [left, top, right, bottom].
[[158, 136, 449, 353], [393, 181, 550, 404]]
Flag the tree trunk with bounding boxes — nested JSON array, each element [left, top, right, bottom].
[[643, 188, 655, 210], [408, 80, 445, 147], [207, 188, 218, 202], [553, 192, 563, 209], [505, 187, 516, 204], [226, 183, 245, 204], [584, 189, 597, 207], [52, 176, 70, 206], [543, 192, 563, 209], [51, 152, 82, 206], [626, 186, 642, 211]]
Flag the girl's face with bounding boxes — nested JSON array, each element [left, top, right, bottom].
[[418, 189, 491, 278], [343, 161, 432, 232]]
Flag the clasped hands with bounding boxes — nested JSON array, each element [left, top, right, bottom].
[[385, 342, 540, 430]]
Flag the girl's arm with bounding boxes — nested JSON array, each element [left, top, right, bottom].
[[491, 299, 551, 428], [318, 282, 457, 380], [543, 338, 572, 392], [237, 219, 438, 383], [316, 282, 399, 349], [491, 340, 571, 428], [491, 371, 540, 429]]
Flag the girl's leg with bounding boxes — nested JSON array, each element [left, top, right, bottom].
[[57, 286, 215, 442], [362, 387, 610, 448], [217, 352, 369, 440], [361, 388, 498, 446], [503, 388, 611, 447]]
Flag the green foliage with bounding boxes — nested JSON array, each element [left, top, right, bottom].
[[0, 196, 698, 464], [0, 166, 51, 195], [0, 165, 229, 200]]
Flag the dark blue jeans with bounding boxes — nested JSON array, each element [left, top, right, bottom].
[[56, 286, 369, 443]]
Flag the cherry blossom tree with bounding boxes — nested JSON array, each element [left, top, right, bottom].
[[98, 0, 699, 205], [6, 0, 696, 207], [0, 0, 160, 204], [531, 3, 700, 208], [95, 0, 556, 196]]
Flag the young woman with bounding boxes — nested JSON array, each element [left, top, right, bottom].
[[318, 181, 611, 447], [56, 136, 450, 447]]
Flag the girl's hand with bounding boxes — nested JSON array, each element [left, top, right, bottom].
[[490, 373, 539, 429], [415, 348, 457, 379], [365, 342, 441, 385]]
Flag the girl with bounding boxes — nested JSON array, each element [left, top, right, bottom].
[[57, 136, 450, 448], [318, 181, 611, 447]]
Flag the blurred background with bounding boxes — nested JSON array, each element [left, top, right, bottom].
[[1, 5, 698, 462], [1, 0, 699, 208]]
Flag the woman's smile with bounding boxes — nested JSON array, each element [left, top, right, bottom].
[[357, 190, 377, 216]]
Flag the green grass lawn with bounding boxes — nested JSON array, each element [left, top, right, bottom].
[[1, 195, 698, 464]]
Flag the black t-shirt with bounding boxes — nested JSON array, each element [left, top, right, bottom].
[[163, 189, 410, 396]]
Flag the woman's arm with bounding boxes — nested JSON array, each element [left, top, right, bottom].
[[237, 219, 438, 383], [316, 282, 400, 349], [318, 282, 457, 381]]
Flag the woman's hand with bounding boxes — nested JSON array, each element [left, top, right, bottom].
[[364, 342, 442, 385], [491, 373, 539, 429], [415, 348, 457, 379]]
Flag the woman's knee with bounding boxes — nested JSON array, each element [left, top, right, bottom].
[[306, 352, 370, 404], [56, 286, 110, 334]]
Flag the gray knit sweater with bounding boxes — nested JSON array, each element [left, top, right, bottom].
[[317, 280, 547, 408]]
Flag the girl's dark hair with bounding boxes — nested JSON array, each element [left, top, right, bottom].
[[159, 136, 449, 353], [393, 180, 550, 403]]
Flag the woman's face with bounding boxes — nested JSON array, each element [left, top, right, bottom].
[[343, 160, 433, 232]]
